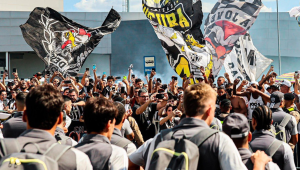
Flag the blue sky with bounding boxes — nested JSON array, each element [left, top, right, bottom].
[[64, 0, 300, 13]]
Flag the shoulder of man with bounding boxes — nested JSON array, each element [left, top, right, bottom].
[[110, 144, 129, 169], [289, 110, 300, 124], [68, 148, 93, 170]]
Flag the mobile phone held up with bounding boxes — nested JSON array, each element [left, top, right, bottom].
[[121, 86, 125, 93], [93, 64, 96, 70], [12, 68, 17, 73], [64, 80, 71, 84], [156, 94, 164, 99], [145, 72, 147, 77]]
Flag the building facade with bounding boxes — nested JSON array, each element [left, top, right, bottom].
[[0, 11, 299, 81]]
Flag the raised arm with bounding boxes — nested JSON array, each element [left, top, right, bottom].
[[81, 70, 88, 86], [148, 70, 156, 93], [224, 72, 232, 84], [294, 74, 299, 95]]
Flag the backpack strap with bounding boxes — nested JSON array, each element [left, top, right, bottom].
[[279, 114, 291, 127], [266, 140, 283, 157], [248, 144, 253, 154], [160, 128, 173, 142], [0, 139, 20, 156], [114, 138, 132, 149], [189, 128, 218, 147], [44, 143, 72, 161]]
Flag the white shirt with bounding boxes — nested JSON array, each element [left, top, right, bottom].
[[110, 144, 129, 170]]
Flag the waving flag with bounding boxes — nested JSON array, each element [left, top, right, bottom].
[[20, 7, 121, 76], [224, 33, 273, 82], [142, 0, 212, 84], [204, 0, 263, 76]]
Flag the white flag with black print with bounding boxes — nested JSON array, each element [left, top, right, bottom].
[[224, 32, 273, 82]]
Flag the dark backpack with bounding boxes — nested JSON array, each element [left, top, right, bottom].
[[271, 114, 291, 143], [0, 139, 71, 170], [149, 128, 218, 170]]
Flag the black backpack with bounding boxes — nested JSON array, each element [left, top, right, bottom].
[[149, 128, 218, 170]]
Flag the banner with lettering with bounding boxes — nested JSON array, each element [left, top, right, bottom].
[[224, 33, 273, 82], [20, 7, 121, 76], [204, 0, 263, 76], [142, 0, 212, 84]]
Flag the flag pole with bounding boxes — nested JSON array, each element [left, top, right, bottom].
[[276, 0, 281, 75]]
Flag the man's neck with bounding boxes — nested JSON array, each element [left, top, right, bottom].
[[115, 124, 122, 130], [89, 131, 109, 139]]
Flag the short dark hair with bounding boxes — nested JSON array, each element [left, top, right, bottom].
[[135, 78, 142, 84], [63, 88, 70, 93], [25, 85, 64, 130], [84, 98, 117, 133], [69, 89, 76, 94], [252, 105, 272, 130], [178, 87, 183, 90], [0, 90, 6, 95], [218, 76, 225, 79], [138, 89, 148, 97], [225, 83, 233, 89], [107, 76, 114, 81], [114, 102, 125, 125], [16, 92, 26, 105]]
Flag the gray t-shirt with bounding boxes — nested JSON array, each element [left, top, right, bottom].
[[121, 119, 133, 136]]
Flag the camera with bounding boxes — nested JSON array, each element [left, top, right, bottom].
[[156, 94, 164, 99]]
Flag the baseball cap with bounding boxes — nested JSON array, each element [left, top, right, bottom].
[[36, 72, 43, 76], [270, 83, 280, 91], [223, 113, 249, 139], [268, 91, 284, 109], [284, 93, 295, 101], [280, 80, 291, 88]]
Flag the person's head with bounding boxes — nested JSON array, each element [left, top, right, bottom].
[[138, 89, 149, 105], [184, 83, 216, 125], [250, 81, 259, 89], [11, 89, 18, 99], [16, 92, 26, 111], [84, 98, 117, 140], [220, 99, 232, 113], [53, 78, 60, 86], [223, 113, 251, 149], [217, 86, 226, 97], [0, 90, 7, 101], [114, 102, 126, 128], [63, 88, 70, 96], [144, 84, 148, 89], [270, 84, 280, 94], [63, 96, 72, 114], [68, 89, 77, 102], [217, 76, 225, 86], [20, 82, 27, 90], [269, 74, 276, 84], [280, 80, 291, 94], [268, 91, 284, 109], [134, 87, 140, 97], [252, 105, 272, 131], [135, 78, 143, 89], [165, 104, 173, 116], [7, 82, 14, 90], [24, 85, 64, 131], [107, 76, 115, 87], [36, 72, 43, 80], [284, 93, 295, 108], [225, 83, 233, 90], [84, 77, 89, 87], [178, 87, 184, 93], [196, 76, 204, 84]]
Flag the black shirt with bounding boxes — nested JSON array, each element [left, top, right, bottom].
[[102, 86, 112, 98], [132, 102, 158, 141]]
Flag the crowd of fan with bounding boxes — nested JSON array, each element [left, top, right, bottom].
[[0, 65, 298, 170]]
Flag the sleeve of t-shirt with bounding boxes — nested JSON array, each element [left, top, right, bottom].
[[123, 119, 133, 135], [283, 142, 296, 170], [129, 138, 154, 167], [132, 105, 140, 117], [216, 118, 223, 131], [218, 132, 247, 170], [110, 145, 129, 170], [290, 116, 298, 135], [101, 87, 108, 97]]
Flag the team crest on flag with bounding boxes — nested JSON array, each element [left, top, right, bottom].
[[20, 7, 121, 76], [204, 0, 263, 76]]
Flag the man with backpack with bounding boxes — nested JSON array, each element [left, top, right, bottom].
[[268, 91, 298, 145], [129, 83, 247, 170], [250, 105, 295, 170], [0, 85, 92, 169], [111, 102, 136, 155], [75, 98, 128, 170], [2, 92, 27, 138], [223, 113, 280, 170]]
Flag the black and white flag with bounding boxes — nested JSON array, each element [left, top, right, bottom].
[[224, 33, 273, 82], [20, 7, 121, 76]]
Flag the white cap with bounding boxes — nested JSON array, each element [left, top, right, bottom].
[[250, 81, 259, 86], [281, 80, 291, 88]]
